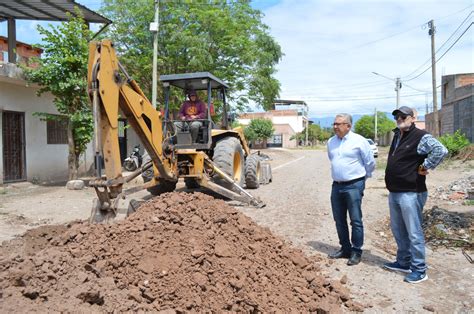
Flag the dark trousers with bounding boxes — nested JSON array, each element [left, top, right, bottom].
[[330, 178, 365, 254]]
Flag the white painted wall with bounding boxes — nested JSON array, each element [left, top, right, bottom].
[[238, 115, 306, 133], [0, 79, 93, 184]]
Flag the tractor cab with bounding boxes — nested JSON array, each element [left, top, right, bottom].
[[160, 72, 230, 150]]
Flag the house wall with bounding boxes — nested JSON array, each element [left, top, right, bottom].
[[273, 124, 297, 148], [0, 80, 94, 184], [426, 73, 474, 141], [237, 109, 305, 148]]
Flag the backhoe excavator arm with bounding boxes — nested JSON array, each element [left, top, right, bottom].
[[87, 40, 176, 214]]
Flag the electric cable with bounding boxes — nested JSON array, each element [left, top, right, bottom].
[[404, 22, 473, 82], [403, 11, 473, 80]]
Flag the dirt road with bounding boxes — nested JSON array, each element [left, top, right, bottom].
[[240, 149, 473, 312], [0, 148, 472, 312]]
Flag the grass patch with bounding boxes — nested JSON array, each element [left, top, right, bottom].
[[464, 200, 474, 206]]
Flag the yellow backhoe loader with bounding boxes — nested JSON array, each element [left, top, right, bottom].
[[87, 40, 271, 223]]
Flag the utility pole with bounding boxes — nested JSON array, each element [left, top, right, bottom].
[[425, 93, 429, 116], [428, 20, 440, 137], [372, 72, 402, 109], [305, 119, 309, 146], [150, 0, 160, 108], [374, 108, 378, 143], [395, 77, 401, 109]]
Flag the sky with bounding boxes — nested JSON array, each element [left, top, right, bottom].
[[1, 0, 473, 118]]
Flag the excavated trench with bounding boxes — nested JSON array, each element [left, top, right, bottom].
[[0, 192, 359, 312]]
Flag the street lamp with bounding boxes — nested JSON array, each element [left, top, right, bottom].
[[372, 71, 402, 109]]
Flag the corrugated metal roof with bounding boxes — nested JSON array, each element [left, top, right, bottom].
[[0, 0, 110, 24]]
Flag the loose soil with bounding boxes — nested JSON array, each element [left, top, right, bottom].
[[0, 192, 358, 312], [0, 147, 473, 312]]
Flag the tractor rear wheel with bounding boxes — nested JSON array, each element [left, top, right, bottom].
[[212, 137, 244, 190], [244, 154, 261, 189]]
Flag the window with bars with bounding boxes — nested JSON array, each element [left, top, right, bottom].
[[47, 116, 68, 144]]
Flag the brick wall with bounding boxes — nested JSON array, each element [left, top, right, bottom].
[[0, 36, 42, 66]]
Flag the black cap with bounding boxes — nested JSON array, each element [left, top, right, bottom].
[[187, 89, 197, 96], [392, 106, 414, 117]]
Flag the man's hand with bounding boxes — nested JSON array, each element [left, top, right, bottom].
[[418, 165, 429, 176]]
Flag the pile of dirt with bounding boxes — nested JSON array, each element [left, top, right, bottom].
[[0, 192, 358, 312], [422, 206, 473, 249]]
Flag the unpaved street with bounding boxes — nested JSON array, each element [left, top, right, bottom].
[[0, 148, 473, 312], [240, 148, 473, 312]]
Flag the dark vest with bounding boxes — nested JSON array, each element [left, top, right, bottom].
[[385, 124, 428, 192]]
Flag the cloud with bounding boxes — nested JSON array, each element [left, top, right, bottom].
[[260, 0, 474, 117]]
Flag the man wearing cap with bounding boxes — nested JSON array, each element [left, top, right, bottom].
[[327, 113, 375, 266], [176, 90, 207, 143], [383, 106, 448, 283]]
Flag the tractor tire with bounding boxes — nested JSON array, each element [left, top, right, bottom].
[[147, 180, 177, 196], [244, 154, 261, 189], [184, 178, 200, 189], [212, 137, 244, 190]]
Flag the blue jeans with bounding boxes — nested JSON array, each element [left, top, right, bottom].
[[388, 192, 428, 272], [330, 179, 365, 254]]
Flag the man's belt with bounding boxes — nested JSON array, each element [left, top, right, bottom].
[[334, 176, 365, 185]]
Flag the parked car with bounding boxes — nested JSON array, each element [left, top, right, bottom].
[[367, 138, 379, 158]]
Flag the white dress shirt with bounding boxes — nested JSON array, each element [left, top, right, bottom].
[[327, 131, 375, 182]]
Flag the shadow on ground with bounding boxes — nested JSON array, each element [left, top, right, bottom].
[[307, 240, 391, 267]]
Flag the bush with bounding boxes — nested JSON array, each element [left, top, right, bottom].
[[438, 130, 470, 157]]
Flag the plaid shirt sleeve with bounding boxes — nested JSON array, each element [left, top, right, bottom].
[[417, 134, 448, 169]]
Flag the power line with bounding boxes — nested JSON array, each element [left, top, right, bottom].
[[402, 83, 430, 93], [329, 3, 474, 55], [281, 80, 390, 93], [404, 21, 473, 82], [300, 92, 426, 102], [403, 10, 473, 80]]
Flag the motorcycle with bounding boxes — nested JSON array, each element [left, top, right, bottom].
[[123, 144, 142, 171]]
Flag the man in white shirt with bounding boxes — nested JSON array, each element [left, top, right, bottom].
[[327, 113, 375, 265]]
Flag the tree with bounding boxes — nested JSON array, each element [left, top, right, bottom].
[[355, 112, 396, 139], [244, 118, 274, 142], [100, 0, 282, 111], [23, 10, 93, 180]]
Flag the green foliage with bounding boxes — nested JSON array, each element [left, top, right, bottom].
[[355, 112, 395, 139], [244, 118, 274, 141], [438, 130, 470, 157], [291, 124, 332, 145], [100, 0, 282, 111], [23, 9, 93, 178]]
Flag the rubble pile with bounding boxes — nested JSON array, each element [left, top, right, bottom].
[[432, 175, 474, 203], [422, 206, 473, 249], [0, 192, 357, 312]]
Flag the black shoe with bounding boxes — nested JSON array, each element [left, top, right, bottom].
[[328, 249, 351, 259], [347, 252, 362, 266]]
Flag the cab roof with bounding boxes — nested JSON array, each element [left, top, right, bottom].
[[160, 72, 229, 90]]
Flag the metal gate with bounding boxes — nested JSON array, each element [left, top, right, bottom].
[[2, 111, 26, 182], [267, 133, 283, 148]]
